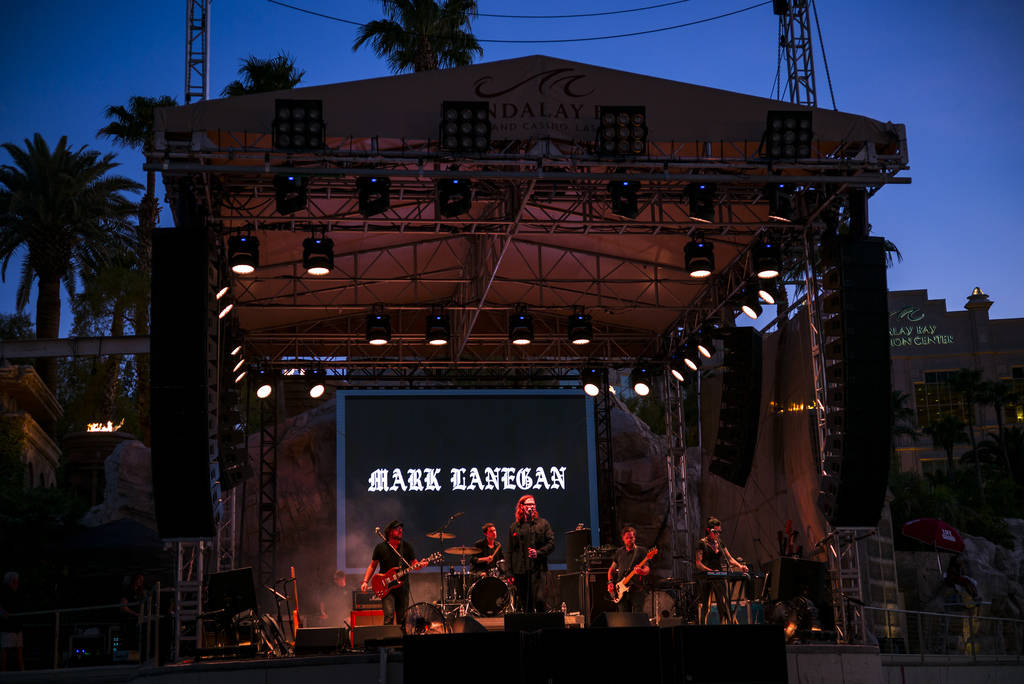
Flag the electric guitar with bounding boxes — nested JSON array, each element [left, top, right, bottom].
[[370, 552, 442, 600], [611, 547, 658, 603]]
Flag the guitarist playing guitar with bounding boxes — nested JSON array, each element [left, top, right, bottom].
[[360, 520, 431, 628], [607, 526, 655, 614]]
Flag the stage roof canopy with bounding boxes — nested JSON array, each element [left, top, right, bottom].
[[151, 55, 909, 378]]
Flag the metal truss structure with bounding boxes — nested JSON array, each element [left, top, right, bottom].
[[257, 396, 279, 592], [184, 0, 210, 104], [778, 0, 818, 107]]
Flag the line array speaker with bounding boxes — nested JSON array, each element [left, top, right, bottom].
[[710, 327, 763, 487]]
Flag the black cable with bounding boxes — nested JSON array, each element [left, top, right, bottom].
[[479, 0, 694, 19], [267, 0, 771, 45], [810, 0, 837, 110]]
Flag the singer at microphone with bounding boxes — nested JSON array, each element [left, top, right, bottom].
[[508, 495, 554, 614]]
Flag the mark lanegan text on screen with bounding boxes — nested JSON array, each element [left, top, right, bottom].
[[366, 466, 568, 493]]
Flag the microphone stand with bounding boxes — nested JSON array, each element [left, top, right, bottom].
[[433, 512, 460, 613]]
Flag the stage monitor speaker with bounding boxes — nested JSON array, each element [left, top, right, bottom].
[[819, 235, 891, 527], [404, 633, 521, 684], [151, 217, 215, 539], [665, 624, 787, 683], [503, 612, 565, 633], [565, 528, 591, 571], [533, 626, 662, 683], [205, 567, 258, 616], [710, 327, 763, 487], [450, 616, 489, 634], [764, 557, 832, 630], [351, 624, 403, 650], [591, 611, 652, 628], [294, 627, 348, 654]]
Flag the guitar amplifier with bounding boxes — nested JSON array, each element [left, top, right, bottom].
[[352, 590, 382, 611]]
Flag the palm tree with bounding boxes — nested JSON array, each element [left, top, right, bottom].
[[891, 390, 919, 472], [98, 95, 175, 445], [221, 53, 305, 96], [977, 379, 1020, 478], [949, 368, 986, 501], [0, 134, 140, 393], [353, 0, 482, 73], [922, 414, 968, 476]]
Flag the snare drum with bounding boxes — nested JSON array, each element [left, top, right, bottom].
[[468, 576, 513, 617], [444, 570, 471, 603]]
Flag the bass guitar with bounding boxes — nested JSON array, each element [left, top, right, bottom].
[[611, 547, 658, 604], [370, 552, 442, 600]]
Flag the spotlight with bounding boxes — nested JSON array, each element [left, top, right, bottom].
[[438, 178, 472, 217], [302, 235, 334, 275], [234, 369, 247, 384], [366, 307, 391, 345], [440, 101, 491, 153], [307, 368, 327, 399], [217, 300, 234, 319], [230, 345, 242, 356], [766, 184, 795, 222], [608, 180, 640, 219], [255, 368, 273, 399], [581, 367, 602, 397], [273, 99, 325, 151], [228, 235, 259, 275], [596, 106, 648, 155], [686, 183, 716, 223], [215, 285, 229, 300], [357, 176, 391, 216], [274, 174, 308, 215], [764, 110, 813, 160], [426, 311, 450, 346], [758, 280, 778, 305], [232, 357, 246, 373], [695, 326, 715, 359], [509, 305, 533, 346], [567, 310, 592, 345], [681, 341, 701, 371], [741, 286, 763, 319], [630, 365, 653, 396], [684, 233, 714, 278], [753, 236, 781, 278], [669, 353, 692, 383]]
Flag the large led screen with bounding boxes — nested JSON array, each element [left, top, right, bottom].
[[338, 390, 598, 573]]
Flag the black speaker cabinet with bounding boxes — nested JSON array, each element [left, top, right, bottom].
[[351, 624, 403, 650], [294, 627, 348, 654], [557, 572, 616, 624], [450, 616, 489, 634], [205, 567, 258, 615], [503, 612, 565, 633], [710, 327, 763, 487], [565, 528, 591, 572], [404, 632, 521, 684], [664, 624, 787, 684], [532, 626, 662, 683]]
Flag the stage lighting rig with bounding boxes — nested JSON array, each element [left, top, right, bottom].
[[274, 174, 308, 215], [630, 365, 653, 396], [753, 235, 781, 278], [684, 233, 714, 278], [567, 308, 592, 345], [426, 311, 451, 346], [357, 176, 391, 216], [437, 178, 472, 217], [307, 368, 327, 399], [302, 233, 334, 276], [228, 234, 259, 275], [766, 184, 795, 222], [686, 182, 716, 223], [509, 305, 533, 346], [273, 99, 325, 151], [441, 101, 491, 153], [764, 109, 813, 160], [596, 106, 647, 155], [366, 305, 391, 346], [580, 367, 602, 397], [608, 180, 640, 219]]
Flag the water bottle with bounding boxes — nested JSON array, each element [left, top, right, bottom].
[[560, 601, 567, 614]]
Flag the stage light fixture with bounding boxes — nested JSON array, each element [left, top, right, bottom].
[[684, 233, 715, 278], [440, 101, 491, 153], [567, 309, 592, 345], [234, 369, 247, 384], [357, 176, 391, 216], [630, 365, 653, 396], [217, 300, 234, 319], [608, 180, 640, 219], [228, 235, 259, 275], [758, 280, 778, 305], [766, 184, 795, 222], [230, 344, 242, 356], [581, 367, 602, 397], [273, 99, 325, 151], [255, 368, 273, 399], [437, 178, 472, 217], [596, 105, 648, 155], [765, 110, 813, 160], [274, 174, 309, 215], [307, 368, 327, 399], [741, 286, 763, 319], [215, 285, 229, 300], [696, 326, 715, 359], [753, 236, 781, 278], [681, 341, 701, 371], [302, 234, 334, 275], [426, 311, 451, 346], [232, 357, 246, 374], [669, 353, 692, 383], [509, 305, 534, 346], [686, 183, 716, 223], [365, 306, 391, 346]]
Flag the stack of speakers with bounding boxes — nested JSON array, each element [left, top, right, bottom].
[[819, 234, 892, 527], [710, 327, 763, 487]]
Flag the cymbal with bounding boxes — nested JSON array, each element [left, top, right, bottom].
[[426, 531, 456, 539], [445, 546, 481, 556]]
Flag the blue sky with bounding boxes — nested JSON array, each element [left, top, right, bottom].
[[2, 0, 1023, 335]]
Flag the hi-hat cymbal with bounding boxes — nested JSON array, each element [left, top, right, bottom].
[[445, 546, 481, 556], [426, 531, 456, 539]]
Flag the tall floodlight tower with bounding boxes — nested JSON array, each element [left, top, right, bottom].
[[774, 0, 816, 107], [185, 0, 211, 103]]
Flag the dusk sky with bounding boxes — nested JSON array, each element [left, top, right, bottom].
[[2, 0, 1022, 335]]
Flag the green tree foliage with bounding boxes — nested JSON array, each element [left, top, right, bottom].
[[0, 134, 140, 392], [624, 393, 666, 436], [221, 53, 305, 96], [0, 312, 33, 339], [922, 413, 968, 475], [354, 0, 482, 73]]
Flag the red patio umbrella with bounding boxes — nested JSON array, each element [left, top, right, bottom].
[[901, 518, 965, 572]]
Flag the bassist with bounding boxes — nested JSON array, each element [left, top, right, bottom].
[[607, 526, 651, 614], [360, 520, 422, 627]]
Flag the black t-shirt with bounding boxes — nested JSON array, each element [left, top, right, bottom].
[[508, 517, 555, 573], [372, 540, 415, 573], [612, 545, 650, 588], [470, 538, 504, 573], [696, 536, 727, 572]]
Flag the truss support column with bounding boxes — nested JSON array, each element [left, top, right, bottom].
[[173, 541, 205, 660], [594, 369, 616, 545], [185, 0, 211, 104], [664, 370, 692, 581], [258, 392, 279, 596], [826, 528, 869, 644], [778, 0, 817, 107]]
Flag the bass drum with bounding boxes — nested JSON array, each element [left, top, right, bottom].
[[404, 602, 449, 635], [468, 576, 513, 617]]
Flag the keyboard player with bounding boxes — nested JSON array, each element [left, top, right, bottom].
[[695, 516, 749, 624]]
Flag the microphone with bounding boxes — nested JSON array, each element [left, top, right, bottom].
[[265, 585, 288, 601], [375, 526, 387, 540], [450, 512, 464, 519]]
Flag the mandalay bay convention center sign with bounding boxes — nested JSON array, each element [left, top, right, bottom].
[[889, 306, 956, 349]]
